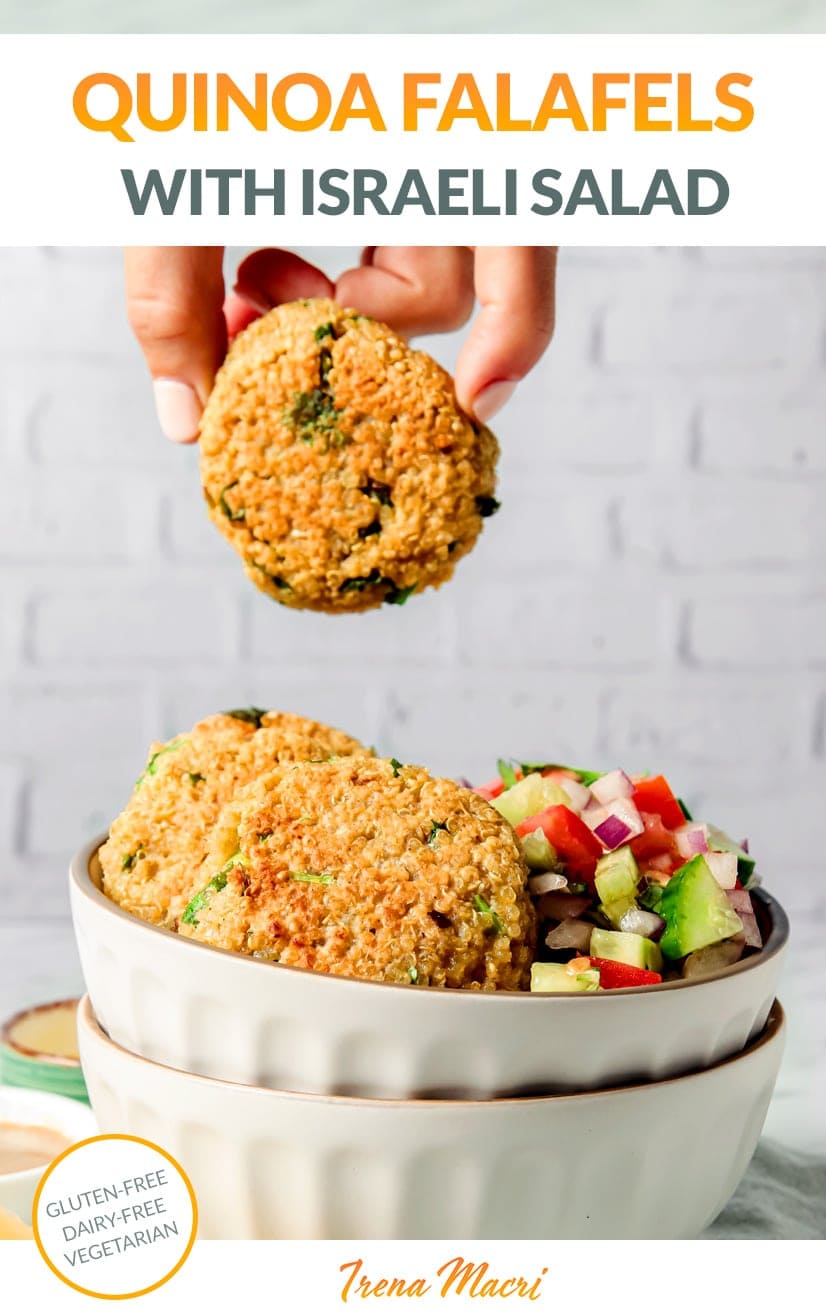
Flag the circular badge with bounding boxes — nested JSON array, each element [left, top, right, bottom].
[[32, 1134, 197, 1300]]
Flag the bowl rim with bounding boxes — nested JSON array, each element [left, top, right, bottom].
[[0, 1082, 97, 1182], [71, 833, 790, 1002], [1, 1000, 82, 1069], [77, 993, 785, 1109]]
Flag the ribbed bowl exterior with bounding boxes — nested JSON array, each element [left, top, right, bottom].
[[77, 996, 785, 1240], [70, 836, 789, 1100]]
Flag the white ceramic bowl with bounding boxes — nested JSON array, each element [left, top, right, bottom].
[[0, 1084, 97, 1224], [70, 835, 788, 1099], [78, 995, 785, 1240]]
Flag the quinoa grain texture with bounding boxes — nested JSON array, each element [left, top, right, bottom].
[[98, 710, 367, 927], [179, 757, 536, 990], [198, 299, 500, 612]]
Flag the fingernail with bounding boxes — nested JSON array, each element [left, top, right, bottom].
[[472, 380, 517, 423], [153, 379, 203, 444], [231, 284, 272, 316]]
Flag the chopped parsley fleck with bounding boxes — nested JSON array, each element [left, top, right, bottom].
[[186, 772, 206, 786], [389, 758, 404, 777], [313, 322, 334, 341], [181, 851, 246, 926], [135, 738, 187, 788], [121, 848, 144, 872], [263, 572, 291, 591], [340, 572, 415, 605], [319, 347, 334, 384], [408, 966, 419, 984], [384, 582, 417, 606], [219, 483, 246, 521], [473, 894, 505, 936], [340, 570, 383, 594], [429, 910, 451, 929], [289, 871, 335, 884], [497, 758, 519, 790], [223, 708, 267, 728], [284, 389, 346, 448], [427, 820, 449, 847], [360, 479, 393, 507], [357, 520, 382, 539], [476, 495, 501, 518], [519, 762, 603, 787]]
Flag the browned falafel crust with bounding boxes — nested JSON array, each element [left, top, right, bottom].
[[179, 757, 536, 990], [198, 299, 500, 613], [98, 709, 368, 927]]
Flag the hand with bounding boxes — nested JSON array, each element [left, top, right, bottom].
[[124, 246, 557, 443]]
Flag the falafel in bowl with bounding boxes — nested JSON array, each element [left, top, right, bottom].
[[69, 709, 788, 1100]]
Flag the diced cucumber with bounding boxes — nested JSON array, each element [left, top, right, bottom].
[[530, 962, 601, 993], [491, 773, 571, 827], [590, 927, 663, 973], [706, 825, 756, 883], [640, 882, 665, 913], [520, 828, 557, 870], [600, 895, 638, 929], [659, 854, 744, 959], [594, 845, 640, 906]]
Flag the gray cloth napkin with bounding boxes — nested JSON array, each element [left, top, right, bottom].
[[704, 1140, 826, 1239]]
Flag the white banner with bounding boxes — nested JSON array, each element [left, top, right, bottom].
[[0, 32, 823, 244], [0, 1239, 820, 1311]]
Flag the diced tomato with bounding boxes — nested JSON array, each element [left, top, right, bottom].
[[589, 957, 662, 989], [646, 851, 674, 873], [631, 775, 686, 830], [515, 804, 603, 882], [630, 811, 679, 862], [475, 777, 506, 801]]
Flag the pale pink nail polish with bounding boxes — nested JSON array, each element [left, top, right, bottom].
[[153, 379, 203, 444], [472, 380, 517, 423]]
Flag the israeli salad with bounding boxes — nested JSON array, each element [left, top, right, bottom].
[[474, 762, 762, 991]]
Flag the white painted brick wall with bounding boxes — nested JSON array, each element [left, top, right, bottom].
[[1, 246, 825, 988]]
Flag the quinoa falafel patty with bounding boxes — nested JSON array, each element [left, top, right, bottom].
[[178, 757, 536, 990], [98, 710, 368, 927], [198, 299, 500, 613]]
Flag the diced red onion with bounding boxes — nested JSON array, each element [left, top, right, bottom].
[[528, 871, 568, 895], [726, 889, 762, 947], [557, 777, 592, 813], [536, 891, 592, 921], [590, 768, 634, 805], [683, 940, 745, 978], [674, 822, 709, 858], [456, 776, 474, 789], [646, 852, 673, 873], [594, 814, 632, 849], [618, 907, 666, 940], [587, 799, 644, 851], [545, 919, 594, 953], [705, 851, 738, 890]]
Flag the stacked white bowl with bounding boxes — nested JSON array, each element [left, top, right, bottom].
[[70, 835, 788, 1240]]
